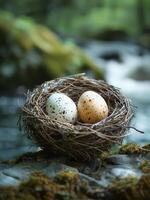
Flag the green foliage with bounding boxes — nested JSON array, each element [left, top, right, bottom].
[[0, 0, 150, 38], [0, 11, 104, 92]]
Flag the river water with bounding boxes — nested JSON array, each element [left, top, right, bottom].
[[85, 41, 150, 144], [0, 41, 150, 160]]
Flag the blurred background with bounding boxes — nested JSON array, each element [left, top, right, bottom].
[[0, 0, 150, 161]]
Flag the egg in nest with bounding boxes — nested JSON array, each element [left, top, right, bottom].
[[77, 91, 108, 124], [46, 92, 77, 124]]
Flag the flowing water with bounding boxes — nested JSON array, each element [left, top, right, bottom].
[[85, 41, 150, 144], [0, 41, 150, 160]]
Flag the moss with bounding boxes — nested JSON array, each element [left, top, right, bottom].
[[1, 170, 150, 200], [119, 143, 143, 154], [99, 151, 110, 161], [0, 186, 36, 200], [99, 143, 150, 160], [99, 145, 121, 166], [55, 171, 79, 185], [0, 171, 91, 200], [119, 143, 150, 155], [142, 144, 150, 153], [139, 160, 150, 174], [54, 191, 71, 200], [19, 172, 62, 200], [107, 174, 150, 200], [109, 176, 138, 191], [99, 151, 111, 167]]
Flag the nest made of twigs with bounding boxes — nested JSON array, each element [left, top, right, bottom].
[[21, 74, 134, 160]]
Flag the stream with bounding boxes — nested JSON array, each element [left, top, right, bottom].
[[0, 41, 150, 161], [85, 41, 150, 144]]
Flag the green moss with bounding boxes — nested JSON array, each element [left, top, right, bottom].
[[99, 151, 110, 161], [99, 145, 121, 165], [99, 151, 111, 167], [109, 176, 138, 191], [19, 172, 62, 200], [0, 186, 36, 200], [0, 171, 90, 200], [119, 143, 150, 155], [55, 170, 79, 186], [139, 160, 150, 174], [119, 143, 143, 154], [108, 174, 150, 200], [1, 170, 150, 200], [54, 191, 71, 200], [142, 144, 150, 153]]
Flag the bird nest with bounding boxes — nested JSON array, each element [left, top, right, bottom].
[[21, 74, 134, 160]]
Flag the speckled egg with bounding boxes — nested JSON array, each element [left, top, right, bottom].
[[77, 91, 108, 124], [46, 92, 77, 124]]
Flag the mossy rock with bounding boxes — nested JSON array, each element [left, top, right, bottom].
[[0, 143, 150, 200], [119, 143, 150, 155], [107, 174, 150, 200], [139, 160, 150, 174], [55, 170, 79, 185], [0, 171, 90, 200]]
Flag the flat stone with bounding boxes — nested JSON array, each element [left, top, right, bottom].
[[0, 151, 149, 188], [2, 162, 50, 181], [0, 161, 78, 187]]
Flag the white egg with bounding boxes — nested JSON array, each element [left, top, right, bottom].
[[46, 92, 77, 124], [77, 91, 108, 124]]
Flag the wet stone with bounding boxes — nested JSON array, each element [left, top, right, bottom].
[[2, 162, 49, 181], [0, 149, 149, 197], [106, 154, 137, 165], [0, 161, 78, 187], [0, 163, 12, 171], [0, 172, 20, 186], [110, 168, 141, 178]]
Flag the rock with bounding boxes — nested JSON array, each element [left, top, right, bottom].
[[110, 168, 140, 178], [119, 143, 149, 155], [2, 162, 48, 181], [129, 65, 150, 81], [0, 172, 20, 186], [106, 154, 133, 165], [0, 149, 149, 199], [100, 52, 122, 63], [106, 174, 150, 200], [0, 160, 78, 187]]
